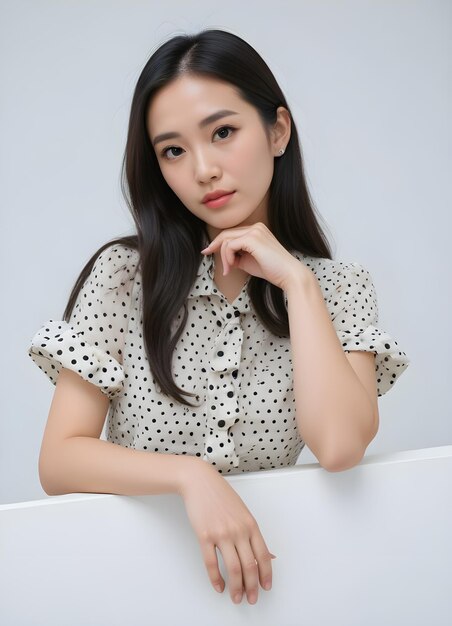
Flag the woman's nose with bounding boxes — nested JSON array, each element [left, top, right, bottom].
[[194, 150, 222, 183]]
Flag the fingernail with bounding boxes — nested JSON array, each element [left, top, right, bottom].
[[264, 581, 272, 590], [214, 584, 223, 593], [270, 553, 277, 558], [234, 592, 243, 604]]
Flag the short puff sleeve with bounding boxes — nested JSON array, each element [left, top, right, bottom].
[[328, 261, 410, 397], [27, 244, 139, 400]]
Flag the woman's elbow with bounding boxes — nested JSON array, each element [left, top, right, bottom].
[[320, 445, 366, 473], [319, 418, 378, 472]]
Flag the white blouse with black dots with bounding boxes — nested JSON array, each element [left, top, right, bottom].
[[28, 240, 410, 475]]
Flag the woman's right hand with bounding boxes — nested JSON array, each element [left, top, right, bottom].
[[179, 458, 276, 605]]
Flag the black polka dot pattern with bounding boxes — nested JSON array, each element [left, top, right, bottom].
[[283, 258, 411, 399], [27, 241, 410, 475], [28, 321, 125, 399]]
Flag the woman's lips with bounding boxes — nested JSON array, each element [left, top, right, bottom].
[[204, 191, 236, 208]]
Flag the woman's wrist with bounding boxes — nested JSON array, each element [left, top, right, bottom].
[[282, 261, 316, 294], [176, 455, 216, 497]]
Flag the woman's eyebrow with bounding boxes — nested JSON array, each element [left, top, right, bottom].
[[152, 109, 239, 146]]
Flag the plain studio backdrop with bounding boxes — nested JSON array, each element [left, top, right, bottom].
[[1, 0, 450, 504]]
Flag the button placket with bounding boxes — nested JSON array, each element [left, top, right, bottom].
[[203, 315, 244, 469]]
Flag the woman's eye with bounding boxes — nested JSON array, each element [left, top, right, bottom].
[[160, 126, 236, 161], [214, 125, 235, 140], [161, 146, 183, 160]]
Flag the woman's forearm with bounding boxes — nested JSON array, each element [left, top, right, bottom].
[[40, 435, 204, 496], [284, 269, 376, 471]]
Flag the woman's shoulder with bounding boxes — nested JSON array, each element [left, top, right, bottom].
[[289, 250, 375, 307], [94, 241, 140, 272], [290, 250, 368, 280], [88, 241, 141, 294]]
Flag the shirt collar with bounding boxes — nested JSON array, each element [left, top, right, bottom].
[[186, 247, 217, 300], [187, 232, 305, 314], [187, 232, 251, 313]]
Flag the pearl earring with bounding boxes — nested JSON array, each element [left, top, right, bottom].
[[278, 148, 285, 156]]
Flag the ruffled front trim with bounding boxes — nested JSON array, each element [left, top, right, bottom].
[[203, 313, 244, 470], [338, 323, 410, 397], [28, 319, 125, 400]]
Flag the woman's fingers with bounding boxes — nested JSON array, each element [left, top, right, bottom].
[[180, 460, 276, 604], [219, 541, 247, 604], [234, 540, 261, 604], [250, 530, 275, 591], [221, 239, 232, 275], [221, 238, 243, 275], [199, 522, 275, 603], [201, 542, 225, 593]]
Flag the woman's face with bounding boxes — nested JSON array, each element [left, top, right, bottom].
[[146, 74, 289, 241]]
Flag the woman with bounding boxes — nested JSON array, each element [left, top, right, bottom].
[[28, 29, 410, 606]]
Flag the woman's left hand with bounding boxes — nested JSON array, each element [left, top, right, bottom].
[[201, 222, 309, 292]]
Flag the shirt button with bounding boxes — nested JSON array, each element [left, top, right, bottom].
[[217, 350, 224, 357], [218, 420, 225, 427], [227, 391, 234, 398]]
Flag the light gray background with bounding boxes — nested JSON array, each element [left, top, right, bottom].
[[1, 0, 450, 504]]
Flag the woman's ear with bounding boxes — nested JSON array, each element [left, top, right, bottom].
[[272, 106, 291, 152]]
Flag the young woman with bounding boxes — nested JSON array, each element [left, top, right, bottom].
[[28, 29, 410, 606]]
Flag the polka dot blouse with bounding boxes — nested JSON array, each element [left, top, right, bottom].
[[28, 240, 410, 475]]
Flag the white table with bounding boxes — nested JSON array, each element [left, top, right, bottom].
[[1, 445, 451, 626]]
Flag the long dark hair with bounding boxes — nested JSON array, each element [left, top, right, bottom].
[[62, 28, 334, 407]]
